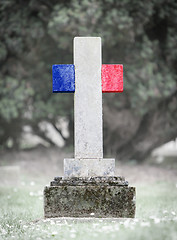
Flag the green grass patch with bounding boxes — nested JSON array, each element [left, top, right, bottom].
[[0, 181, 177, 240]]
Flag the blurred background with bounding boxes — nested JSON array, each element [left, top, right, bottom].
[[1, 2, 177, 238], [0, 0, 177, 165]]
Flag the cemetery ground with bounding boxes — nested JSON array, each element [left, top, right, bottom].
[[0, 147, 177, 240]]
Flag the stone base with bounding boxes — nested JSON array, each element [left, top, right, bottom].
[[64, 158, 115, 177], [44, 177, 136, 218]]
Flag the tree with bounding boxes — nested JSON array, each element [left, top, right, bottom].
[[0, 0, 176, 161]]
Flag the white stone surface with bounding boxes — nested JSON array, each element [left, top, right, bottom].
[[74, 37, 103, 159], [62, 37, 116, 178], [64, 158, 115, 178]]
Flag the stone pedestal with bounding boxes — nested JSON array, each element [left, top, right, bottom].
[[64, 158, 115, 177], [44, 177, 136, 218]]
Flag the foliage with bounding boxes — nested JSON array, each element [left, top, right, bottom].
[[0, 0, 176, 159]]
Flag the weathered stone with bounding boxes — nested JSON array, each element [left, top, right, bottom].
[[51, 176, 128, 186], [64, 158, 115, 177], [46, 37, 136, 219], [52, 64, 75, 93], [44, 177, 135, 218], [102, 64, 123, 92], [74, 37, 103, 159]]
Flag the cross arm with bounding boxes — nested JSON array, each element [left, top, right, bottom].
[[52, 64, 75, 93], [102, 64, 123, 93], [52, 64, 123, 93]]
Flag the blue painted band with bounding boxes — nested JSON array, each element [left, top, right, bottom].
[[52, 64, 75, 93]]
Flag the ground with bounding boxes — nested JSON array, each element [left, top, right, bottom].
[[0, 147, 177, 240]]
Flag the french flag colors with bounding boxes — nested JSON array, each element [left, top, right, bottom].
[[52, 64, 123, 93]]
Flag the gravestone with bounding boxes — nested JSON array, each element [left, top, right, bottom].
[[44, 37, 136, 218]]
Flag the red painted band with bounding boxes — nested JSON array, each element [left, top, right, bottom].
[[102, 64, 123, 93]]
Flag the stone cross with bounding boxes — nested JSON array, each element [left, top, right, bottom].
[[53, 37, 123, 178]]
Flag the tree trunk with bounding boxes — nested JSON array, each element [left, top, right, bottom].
[[103, 90, 177, 161]]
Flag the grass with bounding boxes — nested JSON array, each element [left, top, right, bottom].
[[0, 178, 177, 240]]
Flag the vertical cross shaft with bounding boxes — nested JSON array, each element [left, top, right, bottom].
[[52, 37, 123, 177], [74, 37, 103, 159], [64, 37, 115, 177]]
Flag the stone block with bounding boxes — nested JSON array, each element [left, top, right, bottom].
[[74, 37, 103, 159], [52, 64, 75, 92], [102, 64, 123, 93], [64, 158, 115, 177], [44, 177, 136, 218]]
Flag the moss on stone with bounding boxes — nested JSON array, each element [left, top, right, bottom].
[[44, 178, 136, 218]]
